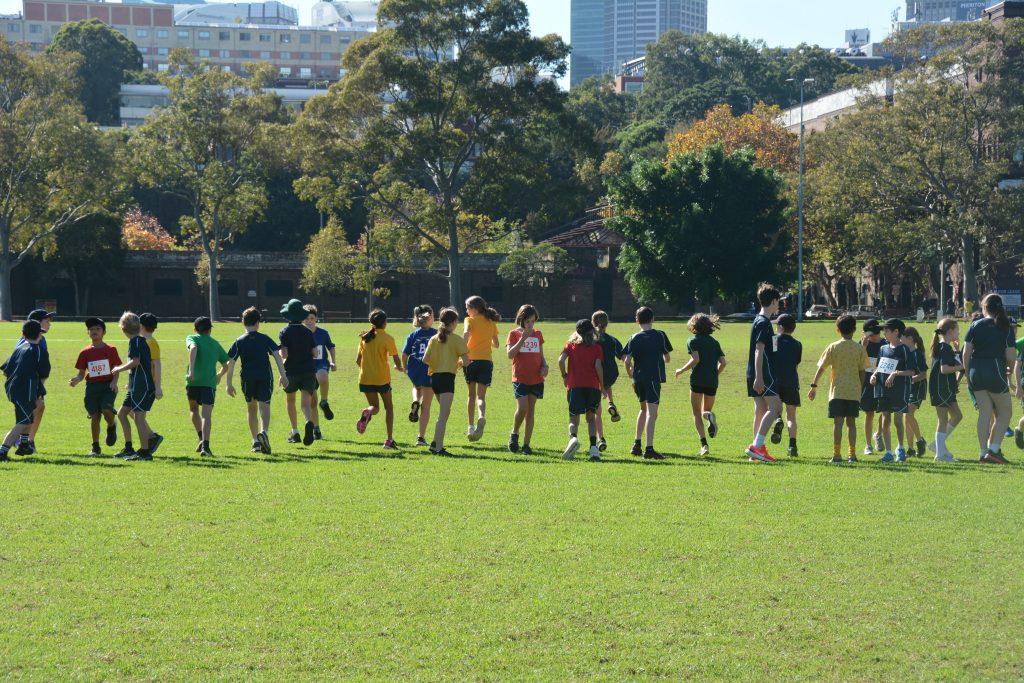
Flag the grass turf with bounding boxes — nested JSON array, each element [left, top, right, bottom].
[[2, 319, 1023, 681]]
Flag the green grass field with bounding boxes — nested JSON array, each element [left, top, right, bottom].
[[2, 318, 1023, 681]]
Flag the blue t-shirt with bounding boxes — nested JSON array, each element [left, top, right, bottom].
[[311, 327, 335, 371], [746, 314, 775, 379], [228, 331, 280, 382], [873, 343, 911, 399], [774, 334, 802, 389], [403, 328, 438, 374], [2, 342, 49, 402], [964, 318, 1014, 359], [596, 334, 624, 380], [127, 335, 154, 397], [623, 328, 673, 384], [929, 342, 959, 401]]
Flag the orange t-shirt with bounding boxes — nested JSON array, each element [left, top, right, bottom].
[[465, 315, 498, 361], [507, 329, 545, 385]]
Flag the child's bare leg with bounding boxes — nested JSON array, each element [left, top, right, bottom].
[[134, 412, 153, 449], [259, 401, 271, 434], [467, 383, 478, 427], [189, 401, 202, 437], [200, 404, 213, 442], [476, 384, 488, 422], [847, 416, 857, 451], [90, 414, 101, 444], [118, 405, 134, 445], [864, 411, 875, 446], [752, 397, 768, 440], [635, 404, 647, 441], [756, 396, 782, 437], [645, 403, 659, 448], [419, 390, 434, 439], [513, 396, 528, 434], [691, 392, 706, 439], [246, 401, 259, 440], [286, 392, 298, 432], [524, 395, 537, 446], [364, 392, 380, 417], [433, 392, 453, 449], [786, 404, 798, 440], [832, 417, 842, 451], [881, 412, 892, 452], [3, 423, 29, 448], [894, 412, 905, 450], [381, 391, 394, 440]]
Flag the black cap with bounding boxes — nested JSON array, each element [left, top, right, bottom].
[[576, 318, 595, 335], [139, 312, 158, 329], [883, 318, 906, 333], [84, 317, 105, 330], [862, 319, 882, 334], [27, 309, 53, 322], [774, 313, 797, 331], [194, 316, 213, 333], [21, 320, 41, 339]]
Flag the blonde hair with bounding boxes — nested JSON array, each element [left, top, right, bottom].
[[119, 311, 140, 335]]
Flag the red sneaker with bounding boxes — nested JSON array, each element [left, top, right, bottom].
[[745, 444, 777, 462], [356, 408, 373, 434]]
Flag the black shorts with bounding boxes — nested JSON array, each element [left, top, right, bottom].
[[931, 394, 959, 408], [513, 382, 545, 400], [13, 399, 35, 425], [633, 380, 662, 405], [123, 391, 155, 413], [431, 372, 456, 395], [568, 387, 602, 416], [84, 382, 116, 417], [778, 386, 801, 407], [860, 379, 878, 412], [828, 399, 860, 419], [603, 367, 619, 389], [285, 372, 319, 394], [746, 375, 779, 398], [968, 362, 1010, 395], [690, 383, 718, 397], [241, 378, 272, 403], [359, 383, 392, 395], [876, 394, 908, 414], [187, 386, 216, 406], [464, 360, 493, 386]]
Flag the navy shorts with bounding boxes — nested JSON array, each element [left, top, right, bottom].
[[968, 361, 1009, 395], [13, 399, 35, 425], [876, 394, 908, 414], [828, 399, 860, 419], [746, 376, 779, 398], [359, 383, 392, 394], [513, 382, 545, 400], [633, 380, 663, 405], [690, 383, 718, 397], [187, 386, 216, 406], [931, 393, 959, 408], [860, 379, 878, 412], [464, 360, 493, 386], [123, 391, 155, 413], [84, 382, 116, 417], [431, 372, 456, 395], [603, 367, 619, 389], [407, 362, 431, 388], [568, 387, 601, 416], [778, 386, 801, 407], [285, 373, 318, 394], [242, 378, 272, 403]]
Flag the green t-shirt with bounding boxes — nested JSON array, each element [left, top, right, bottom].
[[186, 334, 229, 387], [686, 334, 724, 387], [1015, 336, 1024, 359]]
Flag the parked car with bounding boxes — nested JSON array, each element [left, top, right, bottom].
[[805, 305, 839, 320], [845, 305, 883, 320], [724, 311, 756, 321]]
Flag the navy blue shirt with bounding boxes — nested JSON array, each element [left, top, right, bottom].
[[774, 334, 802, 389], [596, 333, 624, 381], [964, 318, 1014, 359], [864, 338, 883, 376], [930, 342, 959, 401], [2, 342, 49, 403], [873, 343, 911, 399], [746, 314, 775, 379], [623, 329, 673, 384], [228, 331, 280, 382], [279, 323, 315, 375], [403, 328, 437, 374], [127, 335, 153, 396], [311, 327, 335, 371]]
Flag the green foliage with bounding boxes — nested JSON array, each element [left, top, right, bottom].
[[606, 144, 791, 306], [46, 19, 143, 125], [37, 211, 125, 316], [496, 243, 576, 288]]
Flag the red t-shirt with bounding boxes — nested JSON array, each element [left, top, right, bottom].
[[507, 328, 545, 385], [562, 342, 604, 390], [75, 344, 122, 384]]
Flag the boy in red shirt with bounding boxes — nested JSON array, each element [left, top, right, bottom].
[[557, 319, 605, 461], [68, 317, 122, 455]]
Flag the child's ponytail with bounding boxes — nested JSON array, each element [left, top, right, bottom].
[[466, 295, 501, 322], [438, 307, 458, 343], [360, 309, 388, 342], [983, 293, 1010, 334], [412, 304, 434, 326], [932, 317, 958, 359]]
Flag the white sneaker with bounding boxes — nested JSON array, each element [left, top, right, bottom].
[[467, 425, 476, 440], [699, 444, 710, 456], [588, 445, 601, 461], [470, 416, 486, 442], [562, 437, 581, 460], [934, 452, 958, 463], [863, 445, 874, 456]]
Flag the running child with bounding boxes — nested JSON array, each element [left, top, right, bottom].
[[870, 318, 914, 463], [463, 296, 500, 442], [225, 307, 288, 455], [558, 319, 605, 461], [931, 317, 964, 463], [962, 293, 1016, 464], [68, 317, 122, 456], [186, 317, 230, 457], [592, 311, 624, 445], [0, 320, 49, 462], [745, 283, 782, 463], [623, 307, 673, 459], [278, 298, 320, 446], [507, 304, 548, 455], [13, 309, 53, 455], [861, 319, 885, 455], [110, 312, 162, 461], [304, 304, 337, 423], [402, 304, 437, 447], [808, 314, 868, 463], [675, 312, 725, 456], [117, 312, 162, 458], [423, 308, 471, 456], [902, 326, 928, 456], [355, 309, 403, 449], [769, 313, 802, 458]]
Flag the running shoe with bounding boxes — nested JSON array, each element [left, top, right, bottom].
[[256, 432, 271, 455], [880, 452, 895, 463], [383, 439, 398, 450], [356, 408, 373, 434], [115, 446, 136, 459], [287, 433, 301, 444], [788, 445, 799, 458], [895, 447, 907, 463], [874, 433, 885, 451], [915, 439, 926, 457], [562, 437, 581, 460], [770, 418, 784, 444], [699, 444, 710, 456], [105, 423, 117, 447], [303, 420, 315, 446], [848, 455, 859, 463], [125, 451, 152, 461], [863, 445, 874, 456], [415, 436, 428, 447], [522, 445, 533, 455], [598, 437, 607, 452], [320, 400, 334, 421], [643, 447, 665, 460], [1016, 429, 1024, 450], [409, 401, 420, 423], [981, 450, 1009, 465], [934, 453, 958, 463], [608, 403, 621, 423], [470, 417, 486, 442], [588, 445, 601, 461], [829, 455, 843, 464], [89, 443, 101, 456], [706, 412, 718, 439], [251, 441, 262, 453], [745, 444, 776, 463], [508, 433, 519, 453], [149, 434, 164, 456], [630, 441, 643, 457]]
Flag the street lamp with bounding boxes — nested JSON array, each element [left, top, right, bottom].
[[786, 77, 815, 321]]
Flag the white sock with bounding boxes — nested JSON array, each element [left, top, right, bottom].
[[753, 433, 766, 447], [991, 439, 1002, 453], [935, 431, 947, 456]]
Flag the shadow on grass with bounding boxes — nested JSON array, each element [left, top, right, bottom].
[[10, 456, 125, 468], [156, 454, 235, 469]]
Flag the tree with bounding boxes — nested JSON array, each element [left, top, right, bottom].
[[122, 206, 178, 251], [605, 144, 791, 307], [129, 51, 285, 319], [47, 19, 143, 125], [667, 103, 799, 172], [294, 0, 570, 307], [39, 211, 125, 316], [0, 37, 120, 320], [497, 243, 576, 288]]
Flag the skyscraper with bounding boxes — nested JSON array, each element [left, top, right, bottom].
[[570, 0, 707, 88], [905, 0, 989, 23]]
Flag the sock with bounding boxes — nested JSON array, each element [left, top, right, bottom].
[[700, 437, 708, 446], [510, 432, 518, 438], [789, 437, 797, 448], [92, 441, 100, 448], [991, 439, 1002, 453], [848, 446, 856, 457], [753, 433, 766, 448], [19, 435, 28, 444], [833, 444, 841, 457], [0, 445, 9, 456], [936, 431, 947, 455], [125, 440, 133, 449], [589, 436, 596, 446], [196, 431, 202, 440], [633, 438, 641, 447]]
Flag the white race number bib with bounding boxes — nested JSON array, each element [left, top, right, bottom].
[[877, 357, 899, 374], [87, 359, 111, 378], [520, 336, 541, 353], [313, 345, 323, 360]]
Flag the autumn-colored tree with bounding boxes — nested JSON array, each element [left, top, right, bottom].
[[121, 206, 177, 251], [667, 103, 798, 172]]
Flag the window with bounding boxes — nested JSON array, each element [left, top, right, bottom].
[[279, 67, 291, 76], [221, 65, 232, 72], [265, 280, 293, 297], [138, 47, 148, 54], [219, 279, 239, 296], [153, 278, 182, 296], [198, 31, 210, 40], [258, 33, 271, 42], [157, 63, 169, 71], [280, 51, 290, 59], [300, 52, 311, 60], [219, 49, 230, 58], [157, 47, 169, 56], [481, 285, 503, 303], [157, 29, 168, 38], [177, 30, 190, 39], [198, 49, 210, 57], [299, 67, 311, 77], [29, 24, 41, 34], [259, 51, 270, 59], [319, 52, 330, 60], [299, 34, 310, 44], [7, 23, 21, 32], [319, 35, 331, 44], [219, 31, 230, 41], [279, 34, 290, 43], [239, 32, 250, 41], [239, 50, 250, 58], [136, 28, 148, 37]]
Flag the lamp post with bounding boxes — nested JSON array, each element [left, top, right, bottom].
[[787, 77, 814, 321]]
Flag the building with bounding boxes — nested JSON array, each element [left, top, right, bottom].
[[119, 82, 326, 126], [2, 0, 376, 83], [904, 0, 991, 22], [570, 0, 707, 88]]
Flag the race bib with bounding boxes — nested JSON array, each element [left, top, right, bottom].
[[521, 336, 541, 353], [313, 345, 323, 360], [877, 357, 899, 374], [771, 335, 779, 353], [868, 357, 878, 369], [87, 359, 111, 378]]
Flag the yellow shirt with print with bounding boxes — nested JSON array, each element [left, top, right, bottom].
[[423, 333, 469, 375], [358, 329, 398, 385], [465, 316, 498, 361], [816, 338, 868, 402]]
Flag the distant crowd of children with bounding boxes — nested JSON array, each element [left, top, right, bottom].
[[2, 286, 1021, 465]]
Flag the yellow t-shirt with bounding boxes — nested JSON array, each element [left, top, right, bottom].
[[465, 315, 498, 361], [423, 332, 469, 375], [145, 336, 161, 373], [358, 329, 398, 385], [816, 338, 868, 402]]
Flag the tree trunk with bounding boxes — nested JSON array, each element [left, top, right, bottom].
[[447, 218, 462, 309], [961, 235, 978, 304], [207, 249, 221, 320], [70, 269, 81, 317], [82, 285, 90, 316], [0, 256, 12, 322]]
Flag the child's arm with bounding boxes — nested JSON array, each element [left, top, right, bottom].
[[623, 354, 634, 379], [153, 359, 163, 399], [491, 334, 499, 349], [717, 355, 727, 374], [507, 330, 528, 358], [112, 357, 140, 375], [68, 369, 86, 387], [274, 353, 288, 388], [392, 354, 403, 372], [807, 363, 827, 401], [225, 359, 238, 397], [402, 352, 411, 370], [355, 351, 362, 366], [540, 346, 549, 378], [753, 343, 766, 391], [187, 344, 198, 384], [674, 352, 699, 378], [558, 351, 568, 385]]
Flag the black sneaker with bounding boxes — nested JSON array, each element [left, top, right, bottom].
[[430, 441, 436, 451], [303, 421, 315, 446], [200, 443, 213, 457], [409, 401, 420, 423], [630, 441, 643, 457], [771, 418, 784, 444], [195, 440, 203, 453], [115, 446, 136, 459], [320, 400, 334, 421], [257, 432, 271, 455], [643, 447, 665, 460], [915, 439, 926, 457], [251, 441, 262, 453], [848, 455, 859, 463], [608, 403, 621, 423], [89, 443, 101, 456], [0, 452, 9, 462], [508, 433, 519, 453], [788, 445, 798, 458], [105, 423, 117, 447], [1016, 430, 1024, 450], [415, 436, 428, 447], [313, 427, 323, 441], [430, 446, 451, 456], [287, 433, 301, 444], [522, 445, 533, 455], [148, 434, 164, 456], [15, 442, 32, 456], [706, 412, 718, 439], [598, 437, 607, 452], [126, 451, 153, 461]]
